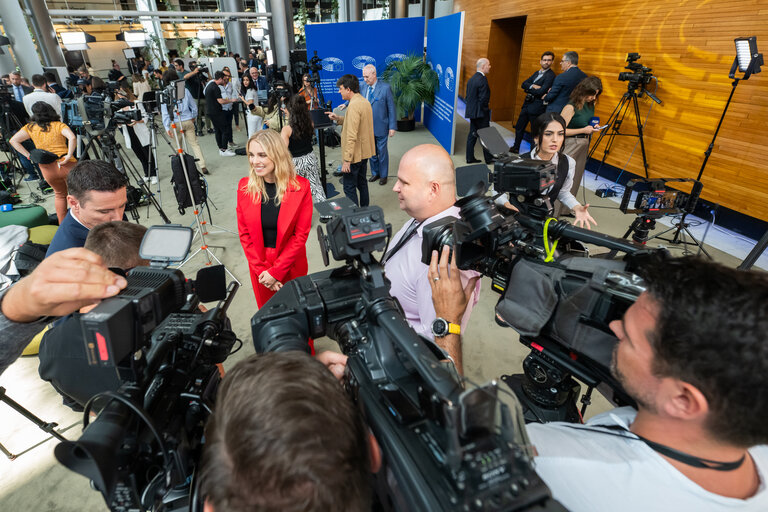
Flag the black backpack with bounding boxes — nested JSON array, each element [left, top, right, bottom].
[[170, 153, 207, 214]]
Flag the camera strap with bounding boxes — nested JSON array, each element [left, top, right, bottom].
[[565, 424, 746, 471]]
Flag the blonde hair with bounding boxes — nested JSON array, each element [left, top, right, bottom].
[[243, 130, 298, 205]]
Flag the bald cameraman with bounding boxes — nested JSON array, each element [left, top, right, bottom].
[[430, 250, 768, 511]]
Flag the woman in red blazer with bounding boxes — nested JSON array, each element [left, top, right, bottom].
[[236, 129, 313, 307]]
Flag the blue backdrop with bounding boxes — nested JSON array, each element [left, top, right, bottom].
[[305, 18, 425, 109], [424, 12, 465, 154]]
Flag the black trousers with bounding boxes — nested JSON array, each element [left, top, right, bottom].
[[513, 102, 546, 151], [210, 114, 231, 150], [343, 159, 370, 207], [466, 114, 493, 163], [125, 125, 155, 177]]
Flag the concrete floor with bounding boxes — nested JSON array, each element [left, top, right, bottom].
[[0, 115, 748, 510]]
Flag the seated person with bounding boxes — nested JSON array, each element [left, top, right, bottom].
[[429, 250, 768, 512], [0, 248, 127, 376], [38, 222, 147, 410], [46, 160, 128, 257], [198, 350, 377, 512]]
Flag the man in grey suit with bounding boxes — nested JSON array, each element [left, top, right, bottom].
[[361, 64, 396, 186], [544, 51, 587, 113]]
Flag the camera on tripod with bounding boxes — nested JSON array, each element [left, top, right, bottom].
[[617, 52, 661, 104], [155, 79, 186, 109], [619, 177, 703, 215], [55, 225, 239, 512]]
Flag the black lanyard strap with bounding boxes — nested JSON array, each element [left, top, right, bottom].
[[564, 424, 746, 471]]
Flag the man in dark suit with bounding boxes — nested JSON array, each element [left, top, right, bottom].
[[511, 51, 556, 154], [361, 64, 397, 185], [8, 71, 38, 181], [465, 58, 493, 164], [544, 51, 587, 113], [44, 72, 74, 99]]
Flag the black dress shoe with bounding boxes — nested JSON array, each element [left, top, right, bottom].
[[207, 128, 215, 134], [467, 158, 481, 164], [368, 175, 379, 182], [379, 178, 388, 186]]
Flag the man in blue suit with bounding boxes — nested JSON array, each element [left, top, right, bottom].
[[544, 51, 587, 113], [361, 64, 396, 186]]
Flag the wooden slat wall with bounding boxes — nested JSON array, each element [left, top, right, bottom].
[[453, 0, 768, 221]]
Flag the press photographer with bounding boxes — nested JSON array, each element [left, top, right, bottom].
[[431, 248, 768, 511]]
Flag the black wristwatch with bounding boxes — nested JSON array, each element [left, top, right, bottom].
[[431, 317, 461, 338]]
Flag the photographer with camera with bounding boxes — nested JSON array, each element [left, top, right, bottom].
[[510, 52, 556, 154], [523, 112, 596, 228], [161, 69, 209, 175], [175, 59, 212, 136], [432, 250, 768, 511], [544, 52, 587, 113], [386, 144, 481, 372], [38, 222, 148, 411], [0, 247, 127, 377]]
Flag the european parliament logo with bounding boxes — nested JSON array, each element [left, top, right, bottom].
[[444, 67, 455, 92], [352, 55, 377, 70], [321, 57, 344, 72], [385, 53, 406, 66]]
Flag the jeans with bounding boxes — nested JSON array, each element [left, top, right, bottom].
[[369, 134, 389, 179], [343, 159, 369, 207]]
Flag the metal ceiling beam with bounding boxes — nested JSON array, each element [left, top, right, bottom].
[[45, 9, 271, 19]]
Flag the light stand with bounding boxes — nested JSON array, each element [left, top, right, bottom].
[[166, 101, 240, 284], [676, 36, 762, 264], [0, 386, 67, 460]]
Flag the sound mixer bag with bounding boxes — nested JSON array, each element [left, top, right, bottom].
[[170, 153, 207, 214]]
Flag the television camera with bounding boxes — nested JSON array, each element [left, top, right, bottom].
[[617, 53, 661, 104], [251, 198, 562, 511], [55, 225, 239, 512]]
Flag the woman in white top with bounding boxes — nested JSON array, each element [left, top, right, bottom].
[[528, 112, 597, 229], [239, 75, 263, 137], [132, 73, 151, 102]]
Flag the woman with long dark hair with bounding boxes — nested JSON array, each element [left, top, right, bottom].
[[239, 74, 262, 136], [236, 130, 313, 308], [559, 76, 603, 207], [10, 102, 76, 222], [527, 112, 596, 229], [281, 95, 325, 203]]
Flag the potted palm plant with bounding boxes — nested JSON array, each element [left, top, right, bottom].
[[381, 54, 439, 132]]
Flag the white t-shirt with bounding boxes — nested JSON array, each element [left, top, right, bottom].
[[23, 89, 62, 117], [526, 407, 768, 512]]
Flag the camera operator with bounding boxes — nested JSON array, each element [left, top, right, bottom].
[[0, 248, 127, 377], [204, 71, 238, 157], [198, 350, 380, 512], [160, 69, 209, 175], [385, 144, 481, 372], [22, 74, 62, 116], [45, 160, 128, 257], [38, 222, 148, 411], [175, 59, 212, 135], [431, 252, 768, 511], [510, 51, 555, 154]]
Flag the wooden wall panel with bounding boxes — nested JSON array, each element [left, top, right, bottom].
[[453, 0, 768, 221]]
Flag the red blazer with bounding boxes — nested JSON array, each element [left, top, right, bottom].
[[236, 175, 313, 283]]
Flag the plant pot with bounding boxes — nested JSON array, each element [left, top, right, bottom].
[[397, 118, 415, 132]]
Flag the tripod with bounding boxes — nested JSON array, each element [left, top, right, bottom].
[[0, 99, 47, 202], [0, 386, 67, 460], [166, 101, 240, 284], [589, 83, 659, 179], [81, 128, 171, 224]]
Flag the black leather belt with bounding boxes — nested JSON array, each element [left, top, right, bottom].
[[567, 134, 590, 139]]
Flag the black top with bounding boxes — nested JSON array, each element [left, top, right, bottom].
[[204, 81, 223, 118], [261, 182, 280, 248], [108, 68, 125, 82], [288, 129, 313, 157], [186, 73, 203, 99]]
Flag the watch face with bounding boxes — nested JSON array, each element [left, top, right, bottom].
[[432, 318, 448, 337]]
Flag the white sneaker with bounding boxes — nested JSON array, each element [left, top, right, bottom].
[[219, 149, 236, 157], [150, 176, 158, 185]]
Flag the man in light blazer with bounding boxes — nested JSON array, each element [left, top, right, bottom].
[[361, 64, 397, 186], [327, 74, 376, 207], [464, 58, 493, 164]]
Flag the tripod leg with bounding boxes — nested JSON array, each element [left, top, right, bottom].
[[632, 94, 650, 178]]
